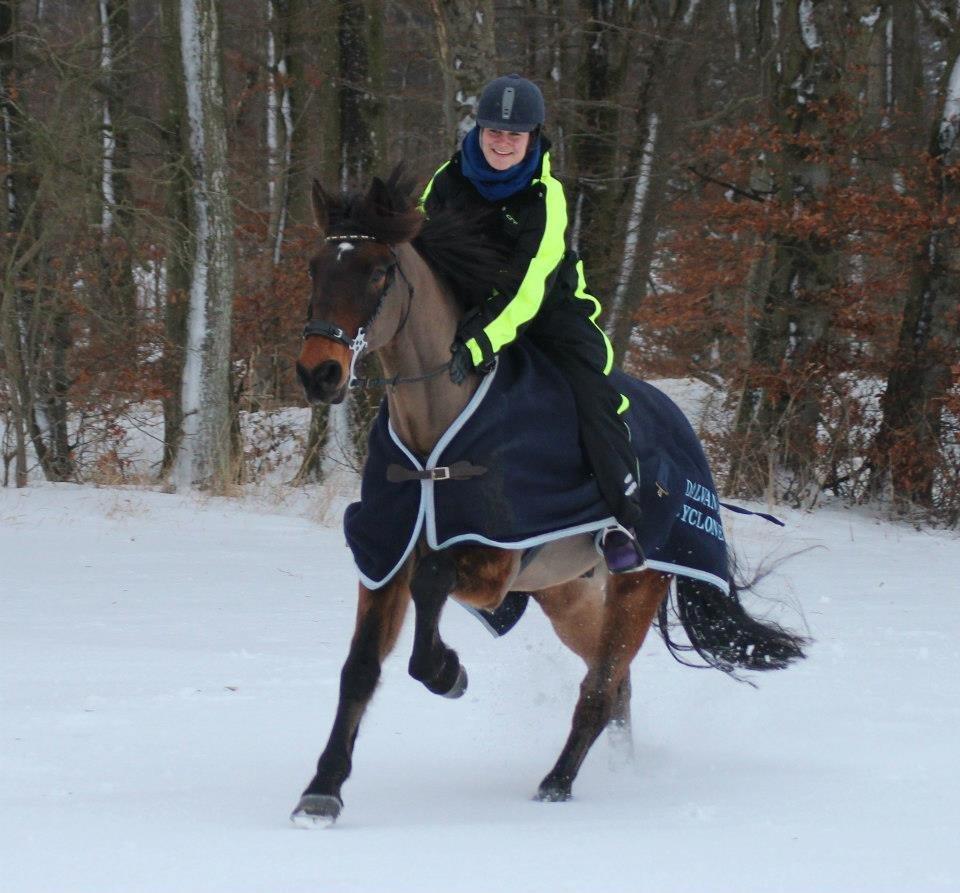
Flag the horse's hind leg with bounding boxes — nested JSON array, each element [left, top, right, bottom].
[[292, 574, 410, 825], [537, 570, 670, 802], [406, 551, 467, 697], [607, 673, 634, 762], [535, 580, 633, 752]]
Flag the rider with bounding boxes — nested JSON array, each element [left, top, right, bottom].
[[420, 73, 645, 574]]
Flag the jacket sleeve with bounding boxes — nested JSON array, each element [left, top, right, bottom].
[[463, 153, 568, 366], [419, 160, 451, 215]]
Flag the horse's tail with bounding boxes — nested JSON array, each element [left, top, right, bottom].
[[657, 567, 808, 679]]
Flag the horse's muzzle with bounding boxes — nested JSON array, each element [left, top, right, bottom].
[[297, 360, 347, 405]]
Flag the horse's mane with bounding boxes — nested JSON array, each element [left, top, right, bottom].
[[325, 165, 507, 311]]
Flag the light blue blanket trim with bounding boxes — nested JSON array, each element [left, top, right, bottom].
[[354, 357, 731, 596]]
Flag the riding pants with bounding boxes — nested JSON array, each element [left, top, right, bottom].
[[525, 254, 644, 531]]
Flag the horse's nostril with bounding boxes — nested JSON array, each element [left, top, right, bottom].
[[297, 359, 343, 401], [296, 362, 311, 392], [316, 360, 341, 389]]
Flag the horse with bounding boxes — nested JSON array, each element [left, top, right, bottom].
[[290, 168, 806, 825]]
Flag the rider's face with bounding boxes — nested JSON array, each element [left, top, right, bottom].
[[480, 128, 531, 171]]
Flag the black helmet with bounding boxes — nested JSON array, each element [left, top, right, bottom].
[[476, 74, 545, 132]]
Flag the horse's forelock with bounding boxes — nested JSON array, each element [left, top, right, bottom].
[[323, 165, 422, 246]]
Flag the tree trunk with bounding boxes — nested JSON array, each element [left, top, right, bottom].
[[159, 0, 191, 476], [0, 0, 27, 486], [429, 0, 497, 148], [606, 0, 707, 361], [172, 0, 237, 490], [97, 0, 137, 358], [568, 0, 639, 296]]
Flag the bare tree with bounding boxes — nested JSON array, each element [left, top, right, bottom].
[[729, 1, 882, 501], [172, 0, 237, 490], [605, 0, 707, 361], [0, 0, 78, 484], [97, 0, 137, 348], [0, 0, 29, 486], [871, 6, 960, 509], [429, 0, 497, 147]]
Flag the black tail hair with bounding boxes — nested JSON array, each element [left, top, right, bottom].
[[657, 561, 808, 682]]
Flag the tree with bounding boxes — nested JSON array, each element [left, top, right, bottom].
[[172, 0, 237, 490], [871, 7, 960, 513], [728, 1, 883, 501], [0, 0, 79, 484], [97, 0, 137, 352], [605, 0, 707, 361], [429, 0, 497, 147]]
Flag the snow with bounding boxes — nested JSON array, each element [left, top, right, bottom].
[[2, 482, 959, 892]]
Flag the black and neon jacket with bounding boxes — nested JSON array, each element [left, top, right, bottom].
[[420, 142, 581, 368]]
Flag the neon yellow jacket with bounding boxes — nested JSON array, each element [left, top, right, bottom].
[[420, 147, 571, 367]]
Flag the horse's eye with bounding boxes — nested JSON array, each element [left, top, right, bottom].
[[370, 268, 387, 286]]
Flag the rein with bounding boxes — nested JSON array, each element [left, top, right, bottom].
[[303, 234, 453, 390]]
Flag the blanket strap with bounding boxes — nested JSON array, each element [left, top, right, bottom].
[[386, 461, 488, 483], [719, 501, 785, 527]]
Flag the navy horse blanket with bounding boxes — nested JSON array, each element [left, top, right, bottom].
[[344, 340, 730, 595]]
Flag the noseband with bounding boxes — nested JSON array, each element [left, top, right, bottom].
[[302, 234, 453, 390]]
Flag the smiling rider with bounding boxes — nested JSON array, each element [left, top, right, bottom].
[[420, 73, 646, 574]]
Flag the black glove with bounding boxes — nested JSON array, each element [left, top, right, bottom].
[[457, 307, 497, 373], [449, 338, 472, 385]]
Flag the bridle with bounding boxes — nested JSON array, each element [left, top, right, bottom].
[[302, 234, 453, 389]]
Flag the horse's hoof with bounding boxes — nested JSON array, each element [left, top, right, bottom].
[[290, 793, 343, 828], [535, 778, 572, 802], [442, 664, 468, 699]]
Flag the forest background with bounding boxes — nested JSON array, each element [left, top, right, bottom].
[[1, 0, 958, 524]]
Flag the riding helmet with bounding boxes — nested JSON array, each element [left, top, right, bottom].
[[476, 74, 545, 132]]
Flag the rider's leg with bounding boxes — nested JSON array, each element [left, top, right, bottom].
[[526, 279, 644, 571]]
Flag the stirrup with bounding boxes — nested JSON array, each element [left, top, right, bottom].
[[596, 524, 645, 575]]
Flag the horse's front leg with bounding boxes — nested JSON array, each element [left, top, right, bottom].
[[405, 549, 465, 696], [536, 569, 670, 802], [407, 546, 519, 698], [291, 572, 411, 826]]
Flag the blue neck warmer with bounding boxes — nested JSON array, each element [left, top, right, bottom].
[[460, 127, 542, 202]]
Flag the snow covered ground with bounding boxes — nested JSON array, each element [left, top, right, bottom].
[[1, 480, 958, 893]]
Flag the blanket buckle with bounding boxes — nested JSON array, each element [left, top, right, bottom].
[[430, 466, 451, 481]]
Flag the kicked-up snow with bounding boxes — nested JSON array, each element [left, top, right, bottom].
[[1, 482, 958, 893]]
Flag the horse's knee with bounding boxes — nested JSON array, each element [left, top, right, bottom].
[[339, 609, 385, 701], [411, 551, 457, 601], [339, 650, 381, 701]]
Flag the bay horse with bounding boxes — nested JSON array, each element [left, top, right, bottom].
[[291, 168, 805, 825]]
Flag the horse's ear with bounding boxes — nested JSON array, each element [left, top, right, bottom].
[[385, 163, 414, 202], [365, 176, 389, 213], [366, 166, 415, 213], [312, 179, 331, 235]]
